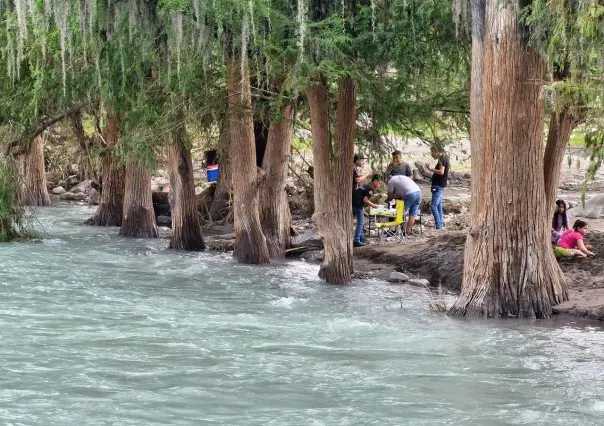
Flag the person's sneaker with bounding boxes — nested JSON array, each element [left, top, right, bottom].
[[353, 241, 365, 247]]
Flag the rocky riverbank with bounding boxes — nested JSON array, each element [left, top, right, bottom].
[[352, 229, 604, 321]]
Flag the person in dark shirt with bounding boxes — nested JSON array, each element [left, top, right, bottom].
[[426, 145, 450, 230], [352, 175, 382, 247], [386, 150, 413, 178], [353, 153, 370, 191]]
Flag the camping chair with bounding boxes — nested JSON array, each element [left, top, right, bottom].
[[375, 200, 407, 244]]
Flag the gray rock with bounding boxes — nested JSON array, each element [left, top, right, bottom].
[[52, 186, 66, 195], [57, 180, 67, 188], [407, 278, 431, 288], [569, 194, 604, 219], [88, 188, 100, 205], [291, 229, 323, 248], [59, 192, 75, 201], [157, 215, 172, 226], [68, 175, 79, 186], [412, 169, 424, 182], [388, 272, 410, 283], [71, 180, 93, 194], [300, 249, 323, 262], [73, 192, 88, 201]]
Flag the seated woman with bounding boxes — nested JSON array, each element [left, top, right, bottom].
[[551, 199, 569, 244], [555, 219, 595, 258]]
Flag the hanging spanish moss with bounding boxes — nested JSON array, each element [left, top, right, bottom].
[[297, 0, 307, 61], [240, 11, 250, 98], [175, 13, 183, 79], [55, 0, 70, 95], [371, 0, 376, 42], [452, 0, 470, 35]]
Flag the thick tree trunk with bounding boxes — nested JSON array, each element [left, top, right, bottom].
[[209, 159, 231, 221], [209, 120, 231, 221], [85, 114, 124, 226], [259, 104, 294, 258], [166, 126, 205, 250], [119, 161, 158, 238], [543, 111, 579, 207], [305, 77, 356, 284], [225, 50, 270, 264], [19, 135, 51, 207], [449, 0, 568, 318]]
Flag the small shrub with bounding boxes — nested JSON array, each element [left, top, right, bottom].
[[0, 158, 37, 241]]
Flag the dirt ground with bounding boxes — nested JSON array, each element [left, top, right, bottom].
[[354, 228, 604, 320], [353, 140, 604, 320]]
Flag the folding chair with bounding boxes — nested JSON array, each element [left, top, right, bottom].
[[375, 200, 407, 244]]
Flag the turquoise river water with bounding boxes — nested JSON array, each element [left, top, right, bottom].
[[1, 204, 604, 425]]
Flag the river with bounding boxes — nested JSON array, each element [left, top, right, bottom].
[[1, 204, 604, 425]]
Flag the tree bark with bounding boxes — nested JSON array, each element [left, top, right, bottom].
[[166, 125, 206, 250], [209, 119, 232, 221], [449, 0, 568, 318], [259, 103, 294, 258], [543, 111, 580, 208], [305, 76, 356, 284], [19, 135, 51, 207], [119, 161, 158, 238], [85, 113, 124, 226], [225, 49, 270, 264]]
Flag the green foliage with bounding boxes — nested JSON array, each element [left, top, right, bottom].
[[0, 0, 469, 171]]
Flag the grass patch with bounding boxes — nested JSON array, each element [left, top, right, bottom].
[[569, 132, 586, 148], [292, 138, 312, 151]]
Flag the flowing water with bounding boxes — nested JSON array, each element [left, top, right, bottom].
[[2, 204, 604, 425]]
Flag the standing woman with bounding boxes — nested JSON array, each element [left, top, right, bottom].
[[551, 199, 569, 244]]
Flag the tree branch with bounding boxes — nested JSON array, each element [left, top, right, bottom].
[[4, 102, 88, 155]]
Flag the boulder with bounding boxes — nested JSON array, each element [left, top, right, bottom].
[[71, 180, 93, 194], [68, 174, 79, 186], [157, 215, 172, 227], [88, 188, 100, 206], [73, 193, 88, 201], [414, 161, 433, 180], [388, 271, 410, 283], [205, 238, 235, 252], [412, 169, 424, 182], [52, 186, 66, 195], [60, 192, 75, 201], [569, 194, 604, 219], [291, 229, 323, 249], [57, 180, 67, 188], [407, 278, 431, 288], [299, 249, 323, 262]]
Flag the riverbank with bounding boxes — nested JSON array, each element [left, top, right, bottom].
[[353, 230, 604, 321]]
